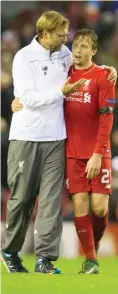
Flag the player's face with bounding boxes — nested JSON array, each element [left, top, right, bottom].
[[45, 25, 69, 51], [72, 36, 97, 67]]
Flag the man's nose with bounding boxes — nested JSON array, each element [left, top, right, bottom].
[[62, 35, 68, 43]]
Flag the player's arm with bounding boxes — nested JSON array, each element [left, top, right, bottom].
[[94, 71, 115, 156], [86, 71, 115, 180], [12, 77, 85, 112]]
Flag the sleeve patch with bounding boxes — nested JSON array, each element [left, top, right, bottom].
[[107, 99, 115, 104]]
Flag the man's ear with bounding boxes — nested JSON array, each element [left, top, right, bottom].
[[92, 49, 97, 56], [42, 30, 48, 39]]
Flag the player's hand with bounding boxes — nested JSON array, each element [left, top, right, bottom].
[[11, 98, 23, 112], [62, 77, 86, 95], [85, 153, 102, 180], [104, 65, 117, 85]]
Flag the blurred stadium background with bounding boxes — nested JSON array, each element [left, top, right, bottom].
[[1, 0, 118, 258]]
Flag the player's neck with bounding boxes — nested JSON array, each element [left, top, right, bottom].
[[74, 61, 93, 70]]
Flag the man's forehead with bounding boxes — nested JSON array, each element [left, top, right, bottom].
[[73, 35, 92, 45], [55, 25, 69, 34]]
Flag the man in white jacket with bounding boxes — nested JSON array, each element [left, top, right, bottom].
[[2, 10, 85, 274]]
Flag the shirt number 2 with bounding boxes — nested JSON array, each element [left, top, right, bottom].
[[101, 169, 111, 184]]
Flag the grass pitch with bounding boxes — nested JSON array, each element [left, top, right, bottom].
[[1, 256, 118, 294]]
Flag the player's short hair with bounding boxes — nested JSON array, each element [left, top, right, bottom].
[[36, 10, 69, 38], [73, 29, 98, 50]]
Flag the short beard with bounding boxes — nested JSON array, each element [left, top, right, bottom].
[[51, 44, 62, 51]]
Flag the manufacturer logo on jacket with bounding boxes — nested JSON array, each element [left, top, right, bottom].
[[42, 66, 48, 75], [18, 160, 25, 173]]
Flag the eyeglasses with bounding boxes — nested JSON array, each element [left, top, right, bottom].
[[53, 32, 70, 38]]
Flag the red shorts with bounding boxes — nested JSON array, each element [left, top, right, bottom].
[[65, 157, 112, 194]]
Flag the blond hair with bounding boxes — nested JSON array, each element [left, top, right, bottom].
[[73, 29, 98, 50], [36, 10, 69, 38]]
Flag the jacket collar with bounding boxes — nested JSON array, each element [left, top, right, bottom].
[[31, 36, 50, 56]]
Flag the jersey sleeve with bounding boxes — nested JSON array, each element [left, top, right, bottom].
[[94, 71, 116, 156], [98, 70, 115, 109]]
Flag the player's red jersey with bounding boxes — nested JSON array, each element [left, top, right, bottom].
[[64, 63, 115, 159]]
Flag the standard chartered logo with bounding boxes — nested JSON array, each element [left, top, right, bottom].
[[65, 92, 92, 103], [83, 92, 91, 103], [66, 97, 82, 102]]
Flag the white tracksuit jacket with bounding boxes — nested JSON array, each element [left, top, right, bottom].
[[9, 36, 72, 141]]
